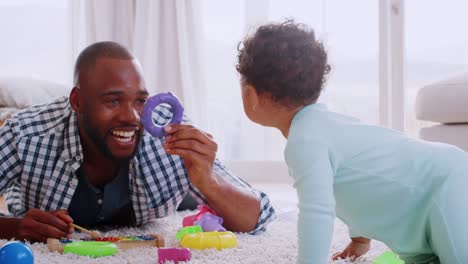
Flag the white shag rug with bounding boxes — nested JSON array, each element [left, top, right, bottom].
[[0, 208, 389, 264]]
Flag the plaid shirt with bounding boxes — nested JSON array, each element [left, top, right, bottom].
[[0, 97, 275, 234]]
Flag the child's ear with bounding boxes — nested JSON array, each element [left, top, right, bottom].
[[246, 85, 260, 111]]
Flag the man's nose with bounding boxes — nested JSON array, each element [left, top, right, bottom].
[[120, 104, 141, 123]]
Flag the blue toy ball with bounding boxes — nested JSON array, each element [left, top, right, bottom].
[[0, 241, 34, 264]]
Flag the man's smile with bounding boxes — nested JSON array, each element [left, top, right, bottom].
[[111, 129, 136, 143]]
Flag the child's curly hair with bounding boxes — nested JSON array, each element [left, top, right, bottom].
[[237, 20, 330, 107]]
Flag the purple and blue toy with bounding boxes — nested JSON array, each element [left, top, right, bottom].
[[182, 204, 217, 227], [141, 92, 184, 137], [0, 241, 34, 264], [194, 212, 227, 232]]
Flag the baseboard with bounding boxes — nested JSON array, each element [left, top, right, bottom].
[[224, 160, 292, 184]]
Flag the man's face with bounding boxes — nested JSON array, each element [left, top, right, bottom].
[[76, 58, 148, 161]]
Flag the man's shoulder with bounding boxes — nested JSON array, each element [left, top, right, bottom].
[[7, 96, 72, 137]]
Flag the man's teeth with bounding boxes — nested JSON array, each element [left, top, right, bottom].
[[112, 130, 136, 143], [112, 130, 135, 137], [115, 137, 132, 143]]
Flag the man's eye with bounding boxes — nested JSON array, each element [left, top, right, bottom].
[[136, 98, 147, 105], [107, 99, 119, 105]]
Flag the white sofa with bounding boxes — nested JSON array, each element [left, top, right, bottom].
[[0, 77, 68, 125], [415, 73, 468, 151]]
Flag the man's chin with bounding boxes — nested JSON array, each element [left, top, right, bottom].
[[109, 145, 139, 161], [106, 134, 141, 161]]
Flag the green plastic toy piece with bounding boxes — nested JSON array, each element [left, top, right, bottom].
[[373, 251, 405, 264], [64, 241, 118, 258], [176, 225, 203, 241]]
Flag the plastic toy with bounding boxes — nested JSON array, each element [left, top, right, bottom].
[[141, 92, 184, 137], [182, 204, 217, 227], [64, 241, 118, 258], [176, 225, 203, 241], [71, 223, 101, 239], [180, 231, 237, 250], [158, 247, 191, 264], [373, 251, 405, 264], [194, 212, 226, 232], [47, 234, 165, 255], [0, 241, 34, 264]]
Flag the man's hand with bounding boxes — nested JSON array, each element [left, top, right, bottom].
[[16, 209, 73, 242], [333, 237, 371, 261], [163, 124, 217, 188], [163, 124, 261, 232]]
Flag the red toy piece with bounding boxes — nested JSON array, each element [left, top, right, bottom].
[[182, 204, 217, 227]]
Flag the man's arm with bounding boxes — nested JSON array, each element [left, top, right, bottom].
[[0, 209, 73, 242], [0, 120, 74, 242], [194, 169, 260, 232], [0, 120, 23, 200], [163, 124, 275, 233]]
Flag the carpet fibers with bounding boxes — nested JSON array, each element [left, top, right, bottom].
[[0, 209, 389, 264]]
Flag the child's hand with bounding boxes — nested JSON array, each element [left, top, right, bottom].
[[332, 237, 371, 261]]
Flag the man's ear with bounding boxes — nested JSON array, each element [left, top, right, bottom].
[[69, 86, 82, 113]]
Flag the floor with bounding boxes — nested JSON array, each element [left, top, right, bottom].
[[252, 182, 298, 215], [253, 182, 390, 263], [0, 183, 390, 263]]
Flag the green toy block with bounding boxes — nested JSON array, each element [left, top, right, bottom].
[[176, 225, 203, 241], [373, 251, 405, 264]]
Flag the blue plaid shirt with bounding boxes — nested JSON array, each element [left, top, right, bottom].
[[0, 97, 275, 234]]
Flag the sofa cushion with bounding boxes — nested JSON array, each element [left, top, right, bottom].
[[419, 124, 468, 152], [0, 77, 69, 108], [415, 73, 468, 123]]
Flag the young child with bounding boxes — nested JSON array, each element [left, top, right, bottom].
[[236, 20, 468, 264]]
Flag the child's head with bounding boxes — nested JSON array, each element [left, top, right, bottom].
[[236, 20, 330, 121]]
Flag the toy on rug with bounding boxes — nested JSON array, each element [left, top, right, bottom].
[[158, 247, 191, 264], [176, 225, 203, 241], [194, 212, 227, 232], [141, 92, 184, 137], [52, 241, 118, 258], [0, 241, 34, 264], [71, 223, 102, 239], [47, 234, 165, 257], [182, 204, 218, 227], [373, 251, 405, 264], [180, 231, 237, 250], [178, 204, 237, 250]]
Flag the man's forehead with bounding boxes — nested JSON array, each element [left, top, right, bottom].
[[82, 57, 143, 80], [79, 58, 146, 93], [93, 57, 140, 69], [99, 88, 149, 96]]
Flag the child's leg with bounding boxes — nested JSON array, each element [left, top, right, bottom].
[[427, 176, 468, 264]]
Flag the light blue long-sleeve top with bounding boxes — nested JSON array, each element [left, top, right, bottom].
[[285, 103, 468, 264]]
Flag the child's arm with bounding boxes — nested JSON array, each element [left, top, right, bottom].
[[286, 141, 336, 263], [332, 236, 371, 261]]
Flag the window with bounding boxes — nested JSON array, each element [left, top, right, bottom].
[[0, 0, 73, 85], [269, 0, 379, 124], [200, 0, 378, 161], [405, 0, 468, 136]]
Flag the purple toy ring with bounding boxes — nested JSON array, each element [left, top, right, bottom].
[[141, 92, 184, 137]]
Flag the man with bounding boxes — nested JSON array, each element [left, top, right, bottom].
[[0, 41, 275, 242]]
